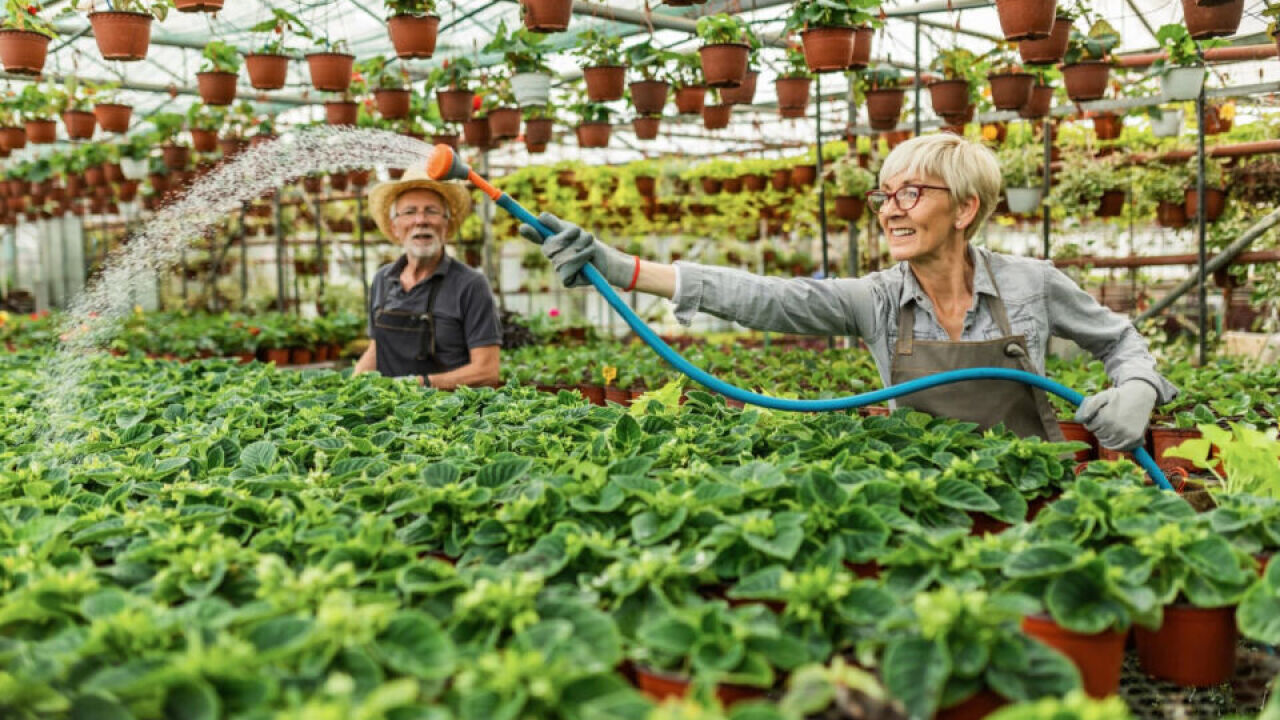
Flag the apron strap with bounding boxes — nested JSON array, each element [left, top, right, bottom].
[[416, 279, 443, 363], [896, 302, 915, 355], [978, 253, 1015, 337]]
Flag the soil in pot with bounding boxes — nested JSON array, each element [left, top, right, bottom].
[[387, 14, 440, 58], [0, 29, 50, 75], [306, 52, 356, 92], [245, 54, 289, 90], [674, 86, 706, 114], [1021, 614, 1127, 698], [995, 0, 1057, 41], [584, 65, 626, 102], [1062, 62, 1111, 101], [1019, 14, 1071, 64], [800, 27, 855, 72], [1135, 604, 1237, 687], [88, 11, 152, 61], [698, 43, 749, 87], [1181, 0, 1243, 39], [521, 0, 573, 32]]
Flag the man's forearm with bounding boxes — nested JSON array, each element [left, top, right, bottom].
[[426, 359, 500, 389], [353, 344, 376, 374]]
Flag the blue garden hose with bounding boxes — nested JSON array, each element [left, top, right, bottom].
[[434, 149, 1172, 490]]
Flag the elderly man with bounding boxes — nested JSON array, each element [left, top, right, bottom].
[[354, 168, 501, 388]]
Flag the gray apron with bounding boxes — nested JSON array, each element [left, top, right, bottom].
[[889, 256, 1064, 441], [372, 278, 448, 377]]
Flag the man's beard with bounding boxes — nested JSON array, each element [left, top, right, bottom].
[[404, 236, 443, 260]]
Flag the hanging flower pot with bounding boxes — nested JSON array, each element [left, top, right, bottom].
[[702, 103, 731, 130], [432, 133, 460, 151], [1151, 107, 1184, 137], [324, 101, 358, 126], [928, 80, 970, 117], [1135, 604, 1237, 686], [583, 65, 626, 102], [1005, 187, 1043, 214], [512, 71, 553, 106], [162, 144, 191, 170], [61, 110, 96, 140], [575, 122, 611, 148], [1161, 66, 1206, 101], [865, 88, 905, 130], [1061, 61, 1111, 101], [92, 103, 133, 133], [196, 70, 238, 106], [1092, 112, 1122, 140], [775, 76, 811, 113], [1019, 14, 1072, 64], [791, 164, 817, 186], [463, 117, 492, 148], [218, 136, 249, 159], [387, 14, 440, 59], [1021, 615, 1126, 698], [488, 107, 521, 139], [1014, 84, 1051, 119], [988, 72, 1034, 110], [0, 127, 25, 152], [24, 119, 56, 144], [1181, 0, 1243, 39], [521, 0, 573, 32], [800, 27, 855, 72], [629, 80, 669, 114], [848, 26, 874, 69], [189, 128, 218, 153], [1185, 186, 1227, 222], [1097, 188, 1125, 217], [437, 89, 476, 123], [995, 0, 1058, 41], [245, 53, 289, 90], [834, 195, 866, 220], [698, 43, 749, 87], [674, 85, 706, 114], [84, 164, 106, 187], [634, 176, 657, 197], [0, 29, 50, 75], [743, 173, 766, 191], [1202, 103, 1232, 134], [1156, 200, 1188, 228], [88, 11, 153, 61], [718, 71, 757, 104], [305, 52, 355, 92], [633, 115, 661, 140], [117, 179, 140, 203], [374, 88, 411, 119], [524, 117, 553, 145]]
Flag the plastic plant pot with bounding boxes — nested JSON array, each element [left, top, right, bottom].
[[1135, 604, 1237, 687], [1022, 614, 1127, 698]]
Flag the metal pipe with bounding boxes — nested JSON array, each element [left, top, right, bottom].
[[913, 19, 922, 136], [1196, 87, 1207, 365], [1115, 44, 1278, 68], [1041, 120, 1052, 259], [1054, 250, 1280, 269], [0, 69, 312, 106]]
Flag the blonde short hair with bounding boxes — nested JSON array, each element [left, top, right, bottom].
[[878, 133, 1002, 241]]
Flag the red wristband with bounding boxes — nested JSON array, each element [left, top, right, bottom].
[[624, 255, 641, 292]]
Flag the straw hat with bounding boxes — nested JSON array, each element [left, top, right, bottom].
[[367, 168, 472, 242]]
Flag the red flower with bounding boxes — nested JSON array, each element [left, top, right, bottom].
[[26, 5, 38, 14], [249, 327, 261, 336], [472, 94, 482, 111], [28, 313, 38, 321]]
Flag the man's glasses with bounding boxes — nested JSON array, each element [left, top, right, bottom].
[[394, 206, 450, 222], [865, 184, 950, 213]]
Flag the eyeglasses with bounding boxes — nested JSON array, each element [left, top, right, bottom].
[[865, 184, 950, 213], [394, 206, 450, 222]]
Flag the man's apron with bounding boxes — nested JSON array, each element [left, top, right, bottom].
[[372, 277, 448, 377]]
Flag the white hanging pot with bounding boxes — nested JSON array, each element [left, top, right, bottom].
[[511, 71, 552, 107], [120, 156, 149, 180], [1161, 66, 1205, 101], [1151, 107, 1184, 138], [1006, 186, 1042, 214]]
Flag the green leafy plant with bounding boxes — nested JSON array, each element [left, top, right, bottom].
[[185, 103, 225, 132], [858, 64, 904, 92], [484, 20, 553, 74], [669, 52, 704, 88], [1, 0, 58, 37], [627, 40, 678, 83], [784, 0, 880, 32], [356, 55, 408, 90], [200, 39, 242, 73], [1063, 19, 1119, 65], [695, 14, 757, 46], [986, 691, 1135, 720], [109, 0, 171, 21], [1165, 424, 1280, 499], [780, 46, 813, 78], [571, 28, 625, 67], [1141, 160, 1191, 204], [829, 155, 875, 196], [248, 8, 308, 55], [385, 0, 437, 15], [997, 143, 1042, 189], [429, 56, 474, 90], [149, 112, 186, 146]]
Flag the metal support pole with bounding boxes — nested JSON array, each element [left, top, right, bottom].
[[914, 19, 923, 136], [315, 198, 326, 314], [1196, 89, 1208, 364], [357, 195, 369, 312], [274, 193, 286, 313], [1041, 119, 1053, 259], [239, 203, 248, 309], [816, 74, 833, 348]]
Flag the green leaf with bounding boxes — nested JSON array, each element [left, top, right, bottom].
[[934, 478, 1000, 512], [881, 636, 950, 720], [1003, 544, 1080, 579], [373, 611, 456, 680], [163, 679, 220, 720], [239, 440, 278, 471], [475, 458, 532, 489], [1044, 564, 1128, 634], [247, 616, 313, 652], [613, 414, 642, 446], [71, 693, 136, 720], [632, 508, 688, 545]]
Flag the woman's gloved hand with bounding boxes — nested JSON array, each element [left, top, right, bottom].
[[518, 212, 636, 288], [1075, 380, 1159, 450]]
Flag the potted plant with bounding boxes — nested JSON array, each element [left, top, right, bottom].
[[1182, 0, 1244, 39], [245, 9, 302, 90], [998, 142, 1044, 214], [928, 48, 983, 118], [1147, 105, 1184, 138], [569, 93, 611, 148], [1017, 65, 1057, 118], [195, 40, 241, 106], [632, 112, 661, 141], [0, 109, 26, 153], [700, 89, 732, 130], [87, 0, 168, 61], [486, 20, 554, 107], [994, 0, 1058, 41], [1051, 150, 1126, 220], [773, 46, 813, 118], [18, 84, 58, 143], [1150, 24, 1223, 101], [694, 14, 755, 88], [0, 1, 57, 75], [860, 64, 905, 131], [185, 104, 223, 152], [305, 33, 355, 93], [573, 28, 627, 101], [385, 0, 439, 59], [89, 84, 132, 134], [626, 40, 673, 115], [670, 53, 706, 115], [430, 57, 476, 123], [987, 45, 1035, 111], [357, 56, 411, 119], [117, 133, 152, 180], [1143, 161, 1191, 228], [1018, 4, 1076, 65], [484, 72, 521, 140], [522, 105, 555, 151], [51, 76, 98, 140], [520, 0, 571, 33], [829, 155, 874, 220], [1183, 156, 1227, 223], [1061, 18, 1118, 102], [786, 0, 879, 73], [150, 112, 189, 170]]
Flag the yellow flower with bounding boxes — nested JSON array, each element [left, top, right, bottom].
[[133, 305, 144, 315], [1220, 101, 1236, 121], [0, 311, 8, 325], [981, 124, 999, 141]]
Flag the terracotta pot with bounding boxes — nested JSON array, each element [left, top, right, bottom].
[[1203, 104, 1233, 135], [634, 665, 767, 707], [800, 26, 855, 72], [744, 174, 766, 191], [633, 115, 660, 140], [937, 689, 1008, 720], [1017, 84, 1054, 119], [700, 177, 722, 195], [995, 0, 1057, 40], [1096, 188, 1125, 217], [630, 80, 669, 114], [245, 54, 289, 90], [432, 133, 460, 151], [372, 88, 411, 119], [1022, 614, 1126, 698], [219, 136, 249, 159], [577, 384, 606, 405], [302, 175, 324, 194], [196, 70, 237, 106], [1062, 62, 1110, 101], [1182, 0, 1243, 39], [848, 26, 874, 69], [189, 128, 218, 153], [347, 169, 372, 187], [576, 122, 610, 148], [674, 85, 706, 114], [604, 387, 630, 405], [1149, 427, 1201, 474], [92, 103, 132, 134], [259, 348, 287, 365], [88, 11, 152, 61], [62, 110, 96, 140], [1019, 15, 1072, 64], [791, 164, 817, 186], [634, 176, 657, 197], [989, 72, 1034, 111], [1156, 201, 1188, 228], [866, 88, 905, 131], [834, 195, 866, 221], [312, 345, 330, 363], [289, 348, 313, 366], [723, 176, 743, 193], [463, 118, 492, 148], [524, 117, 554, 145], [162, 144, 190, 170], [1057, 421, 1097, 461], [702, 103, 731, 130], [584, 65, 626, 101], [1135, 604, 1237, 686], [488, 107, 521, 139], [305, 52, 355, 92], [174, 0, 223, 10], [698, 43, 750, 87], [387, 14, 440, 58], [1091, 112, 1122, 140], [718, 70, 758, 104], [0, 29, 49, 75], [770, 169, 790, 191], [437, 89, 475, 123], [117, 179, 139, 203], [1184, 186, 1226, 222], [24, 119, 56, 144], [929, 80, 971, 116], [84, 165, 105, 187], [775, 76, 811, 111], [521, 0, 573, 32], [0, 126, 25, 152]]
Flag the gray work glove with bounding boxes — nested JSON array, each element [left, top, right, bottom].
[[1075, 380, 1158, 451], [518, 212, 636, 289]]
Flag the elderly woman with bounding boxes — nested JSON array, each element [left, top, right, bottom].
[[521, 133, 1176, 449]]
